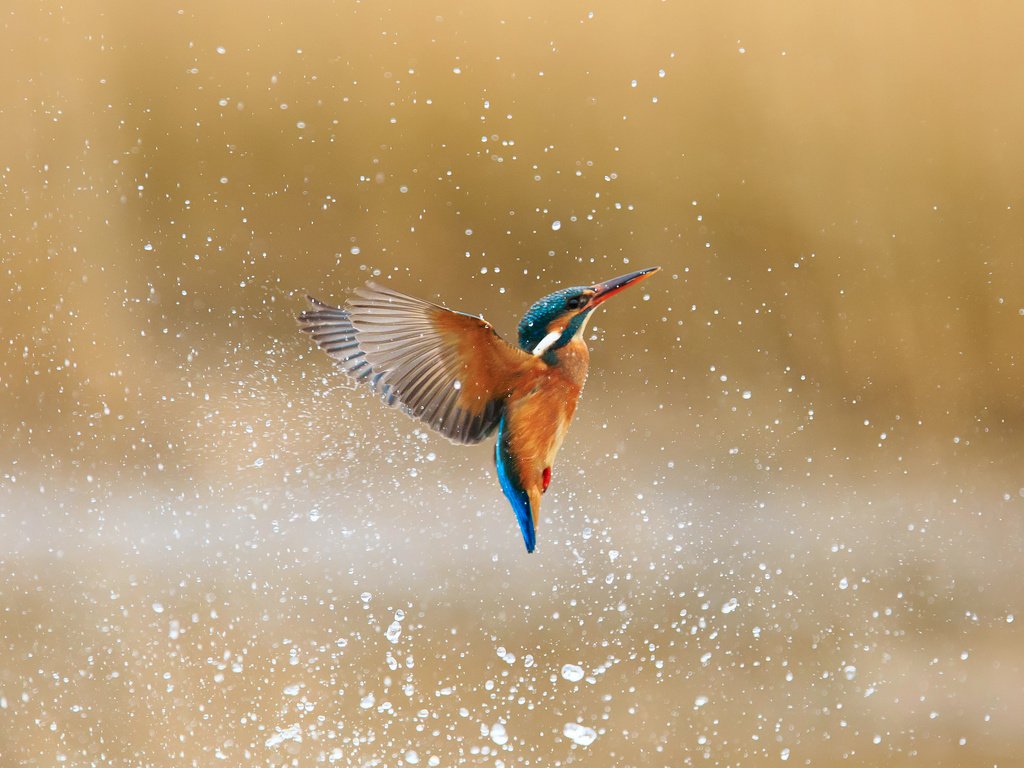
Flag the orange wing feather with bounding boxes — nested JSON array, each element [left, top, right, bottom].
[[300, 282, 538, 444], [429, 306, 532, 407]]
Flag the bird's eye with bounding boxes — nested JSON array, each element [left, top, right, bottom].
[[566, 296, 583, 310]]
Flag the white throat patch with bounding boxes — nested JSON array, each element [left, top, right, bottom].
[[532, 312, 593, 357], [531, 330, 563, 357]]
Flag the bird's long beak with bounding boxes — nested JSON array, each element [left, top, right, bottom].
[[587, 266, 661, 309]]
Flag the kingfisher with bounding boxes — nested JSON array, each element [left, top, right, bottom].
[[297, 266, 660, 553]]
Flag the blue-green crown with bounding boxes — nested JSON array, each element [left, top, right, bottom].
[[517, 287, 590, 353]]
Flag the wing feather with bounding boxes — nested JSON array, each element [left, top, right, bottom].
[[298, 283, 537, 444]]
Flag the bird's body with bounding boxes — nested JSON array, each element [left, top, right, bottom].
[[298, 267, 659, 553], [494, 338, 589, 551]]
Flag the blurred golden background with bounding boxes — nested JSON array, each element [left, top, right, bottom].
[[2, 1, 1023, 765]]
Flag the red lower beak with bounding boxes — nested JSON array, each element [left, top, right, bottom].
[[588, 266, 661, 308]]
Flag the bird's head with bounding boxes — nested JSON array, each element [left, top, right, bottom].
[[517, 266, 661, 357]]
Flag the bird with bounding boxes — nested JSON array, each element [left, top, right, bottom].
[[297, 266, 660, 553]]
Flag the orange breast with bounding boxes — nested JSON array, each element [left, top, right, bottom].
[[503, 339, 590, 520]]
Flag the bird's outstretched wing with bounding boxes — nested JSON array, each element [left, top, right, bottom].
[[298, 282, 536, 445]]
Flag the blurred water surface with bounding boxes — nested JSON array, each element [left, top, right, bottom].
[[2, 1, 1023, 765]]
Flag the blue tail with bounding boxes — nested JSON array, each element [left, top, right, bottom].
[[495, 415, 535, 553]]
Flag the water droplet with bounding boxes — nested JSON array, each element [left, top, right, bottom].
[[265, 723, 302, 748], [563, 722, 597, 746], [560, 664, 584, 682], [490, 723, 508, 746], [385, 621, 402, 643]]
